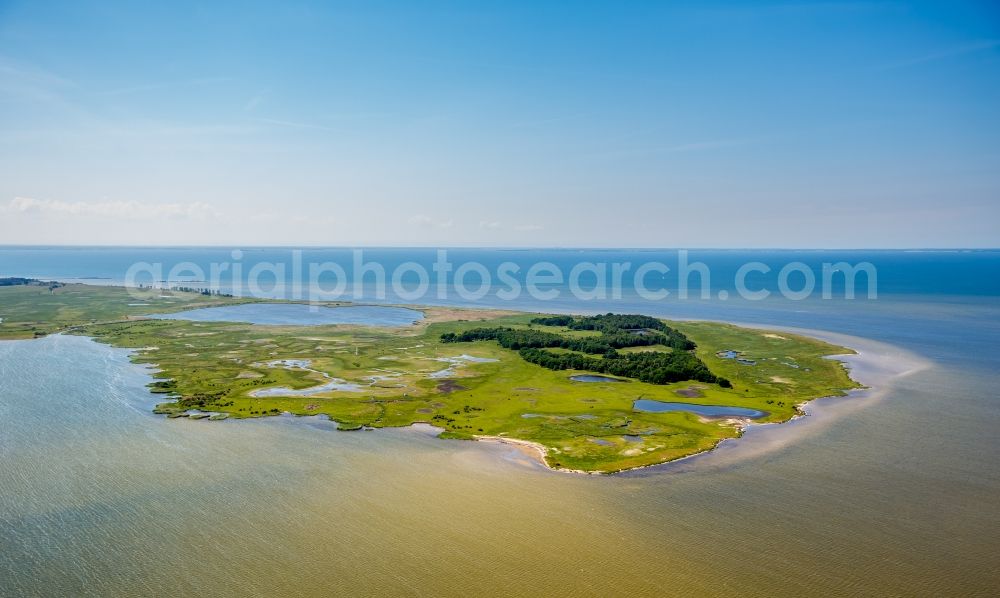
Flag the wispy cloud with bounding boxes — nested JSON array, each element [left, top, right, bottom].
[[409, 214, 455, 229], [0, 58, 72, 88], [582, 138, 751, 161], [97, 76, 231, 97], [509, 113, 591, 129], [244, 91, 267, 112], [0, 57, 80, 112], [661, 139, 749, 152], [478, 221, 544, 232], [874, 39, 1000, 71], [252, 117, 335, 132], [6, 196, 220, 220]]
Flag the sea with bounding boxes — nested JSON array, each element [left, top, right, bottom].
[[1, 247, 998, 596]]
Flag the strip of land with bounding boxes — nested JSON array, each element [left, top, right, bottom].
[[0, 280, 861, 473]]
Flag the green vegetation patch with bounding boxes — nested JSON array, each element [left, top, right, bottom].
[[441, 313, 729, 387], [0, 284, 860, 473]]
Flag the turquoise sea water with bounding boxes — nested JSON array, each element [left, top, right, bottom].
[[1, 248, 999, 596]]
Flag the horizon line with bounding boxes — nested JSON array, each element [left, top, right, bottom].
[[0, 244, 997, 252]]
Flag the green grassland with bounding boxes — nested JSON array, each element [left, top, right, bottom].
[[0, 283, 860, 473], [0, 282, 248, 338]]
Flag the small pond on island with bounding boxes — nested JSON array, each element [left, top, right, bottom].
[[151, 303, 424, 327], [632, 399, 766, 419], [570, 374, 626, 383]]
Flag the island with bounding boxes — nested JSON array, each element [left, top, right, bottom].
[[0, 279, 860, 473]]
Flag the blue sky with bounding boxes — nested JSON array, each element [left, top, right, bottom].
[[1, 0, 998, 247]]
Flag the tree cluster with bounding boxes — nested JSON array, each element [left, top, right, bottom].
[[441, 313, 731, 387], [0, 277, 36, 286], [518, 346, 728, 386], [169, 285, 234, 297], [531, 313, 694, 350]]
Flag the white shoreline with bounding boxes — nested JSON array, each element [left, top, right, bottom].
[[468, 322, 931, 476], [8, 296, 930, 476], [154, 319, 931, 476], [472, 435, 597, 475], [617, 323, 932, 476]]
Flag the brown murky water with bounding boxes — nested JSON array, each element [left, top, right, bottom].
[[1, 324, 998, 596]]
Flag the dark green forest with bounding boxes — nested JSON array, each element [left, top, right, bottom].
[[441, 313, 730, 387]]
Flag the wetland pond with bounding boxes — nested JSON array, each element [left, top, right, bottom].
[[632, 399, 766, 419], [151, 303, 423, 327], [570, 374, 626, 383]]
